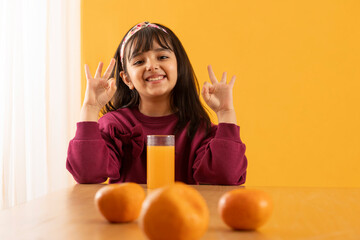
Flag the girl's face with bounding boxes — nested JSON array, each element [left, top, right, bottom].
[[121, 40, 177, 103]]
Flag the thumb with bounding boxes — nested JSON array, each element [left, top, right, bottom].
[[202, 82, 210, 102], [108, 78, 117, 96]]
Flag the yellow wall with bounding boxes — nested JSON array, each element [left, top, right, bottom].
[[82, 0, 360, 187]]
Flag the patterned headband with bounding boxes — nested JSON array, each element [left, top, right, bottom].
[[120, 22, 168, 67]]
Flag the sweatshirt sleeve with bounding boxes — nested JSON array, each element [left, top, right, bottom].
[[66, 121, 122, 184], [192, 123, 248, 185]]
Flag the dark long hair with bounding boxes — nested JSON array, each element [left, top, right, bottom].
[[104, 23, 211, 138]]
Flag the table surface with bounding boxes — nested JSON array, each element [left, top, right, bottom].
[[1, 184, 360, 240]]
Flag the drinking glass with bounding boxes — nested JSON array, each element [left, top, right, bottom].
[[147, 135, 175, 189]]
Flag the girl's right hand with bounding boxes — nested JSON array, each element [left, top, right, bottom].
[[80, 58, 117, 121]]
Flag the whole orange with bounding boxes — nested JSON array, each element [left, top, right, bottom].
[[139, 182, 209, 240], [218, 188, 273, 230], [94, 182, 146, 223]]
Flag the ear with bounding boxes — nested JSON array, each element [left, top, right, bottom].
[[120, 71, 134, 90]]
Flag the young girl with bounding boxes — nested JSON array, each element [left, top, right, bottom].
[[66, 22, 247, 185]]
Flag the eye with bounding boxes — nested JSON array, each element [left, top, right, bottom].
[[159, 55, 169, 60], [133, 60, 144, 66]]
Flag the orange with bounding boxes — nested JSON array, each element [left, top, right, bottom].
[[139, 182, 209, 240], [218, 188, 273, 230], [94, 182, 146, 223]]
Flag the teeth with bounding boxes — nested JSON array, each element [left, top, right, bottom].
[[147, 76, 164, 81]]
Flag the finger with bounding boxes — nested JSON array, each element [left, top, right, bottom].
[[207, 65, 218, 84], [221, 72, 227, 83], [84, 64, 92, 80], [229, 75, 236, 87], [95, 62, 104, 78], [103, 58, 116, 80]]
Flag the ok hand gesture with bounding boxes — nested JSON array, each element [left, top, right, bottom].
[[83, 59, 117, 109], [80, 59, 117, 121], [201, 65, 237, 124]]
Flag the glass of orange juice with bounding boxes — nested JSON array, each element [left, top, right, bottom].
[[147, 135, 175, 189]]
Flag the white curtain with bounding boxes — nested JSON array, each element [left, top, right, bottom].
[[0, 0, 80, 209]]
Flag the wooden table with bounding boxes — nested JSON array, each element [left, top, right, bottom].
[[1, 184, 360, 240]]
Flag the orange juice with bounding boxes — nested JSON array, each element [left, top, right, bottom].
[[147, 145, 175, 189]]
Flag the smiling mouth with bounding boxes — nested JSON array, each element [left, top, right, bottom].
[[146, 76, 166, 82]]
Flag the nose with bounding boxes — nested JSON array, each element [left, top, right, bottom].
[[145, 57, 159, 71]]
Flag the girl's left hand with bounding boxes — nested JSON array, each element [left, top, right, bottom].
[[202, 65, 236, 114]]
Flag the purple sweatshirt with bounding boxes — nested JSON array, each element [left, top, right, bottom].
[[66, 107, 247, 185]]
